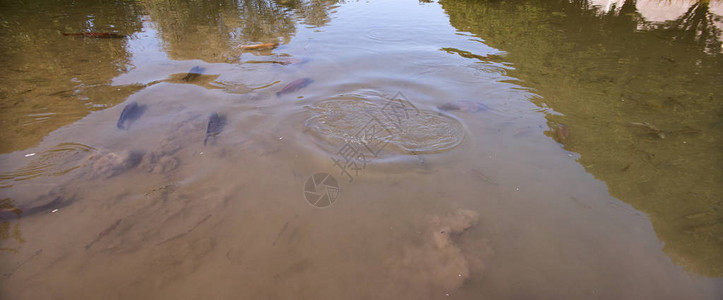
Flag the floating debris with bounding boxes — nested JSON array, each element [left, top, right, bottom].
[[238, 42, 278, 50], [117, 102, 145, 130], [276, 78, 313, 96], [204, 113, 226, 146], [62, 32, 125, 39]]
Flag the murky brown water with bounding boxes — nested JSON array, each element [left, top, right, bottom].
[[1, 0, 722, 299]]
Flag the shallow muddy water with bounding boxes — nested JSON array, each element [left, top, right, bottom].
[[1, 0, 722, 299]]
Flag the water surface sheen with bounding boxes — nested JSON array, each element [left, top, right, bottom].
[[1, 0, 722, 299]]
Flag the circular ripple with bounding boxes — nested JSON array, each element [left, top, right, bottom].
[[0, 143, 96, 184], [304, 92, 465, 156], [365, 26, 412, 42]]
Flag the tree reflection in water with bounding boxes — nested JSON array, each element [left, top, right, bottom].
[[442, 0, 723, 277], [143, 0, 339, 62]]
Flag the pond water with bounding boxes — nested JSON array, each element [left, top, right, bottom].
[[1, 0, 722, 299]]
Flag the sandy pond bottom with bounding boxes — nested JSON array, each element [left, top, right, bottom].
[[1, 83, 721, 300]]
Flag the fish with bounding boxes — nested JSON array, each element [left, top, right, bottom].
[[470, 169, 497, 185], [238, 42, 278, 50], [182, 66, 205, 82], [276, 78, 313, 97], [62, 32, 125, 39], [85, 219, 122, 250], [553, 124, 570, 144], [273, 260, 311, 280], [272, 222, 289, 246], [3, 249, 42, 277], [630, 122, 665, 139], [245, 57, 309, 66], [204, 113, 226, 146], [278, 57, 310, 65], [438, 100, 489, 113], [117, 102, 145, 130], [156, 214, 212, 246]]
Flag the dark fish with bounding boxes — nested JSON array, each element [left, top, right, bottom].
[[182, 66, 205, 82], [3, 249, 42, 277], [204, 113, 226, 146], [278, 57, 310, 65], [62, 32, 125, 39], [273, 260, 311, 280], [272, 222, 289, 246], [276, 78, 313, 96], [156, 214, 212, 246], [116, 102, 145, 130], [438, 100, 489, 113], [85, 219, 122, 250]]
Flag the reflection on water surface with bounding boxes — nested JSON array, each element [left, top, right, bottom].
[[0, 0, 722, 299], [442, 0, 723, 276]]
